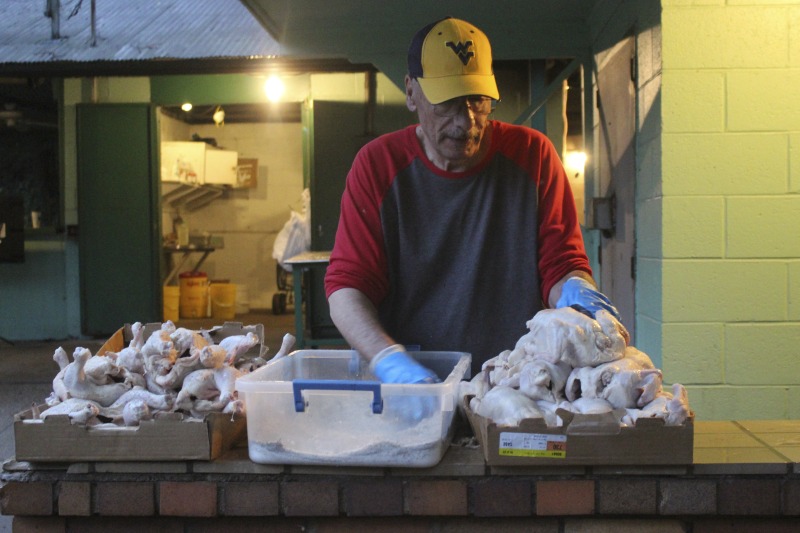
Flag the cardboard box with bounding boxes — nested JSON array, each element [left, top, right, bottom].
[[465, 401, 693, 466], [13, 321, 263, 462], [14, 407, 244, 462]]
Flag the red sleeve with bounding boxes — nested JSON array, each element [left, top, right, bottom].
[[324, 128, 415, 306], [533, 131, 592, 304]]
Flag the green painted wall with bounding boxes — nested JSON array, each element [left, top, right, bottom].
[[660, 0, 800, 419]]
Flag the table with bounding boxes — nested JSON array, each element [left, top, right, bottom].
[[162, 246, 215, 285], [283, 251, 346, 349]]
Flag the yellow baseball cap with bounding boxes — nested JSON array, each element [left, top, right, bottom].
[[407, 17, 500, 105]]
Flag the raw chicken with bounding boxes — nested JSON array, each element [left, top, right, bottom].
[[558, 397, 614, 415], [122, 399, 151, 426], [39, 398, 102, 424], [62, 347, 131, 407], [51, 347, 71, 403], [219, 332, 260, 365], [170, 327, 209, 356], [269, 333, 296, 361], [517, 359, 571, 403], [622, 383, 691, 427], [469, 386, 544, 427], [108, 386, 173, 411], [83, 354, 123, 385], [522, 307, 627, 368], [39, 323, 295, 428], [565, 348, 662, 409], [199, 345, 227, 369], [461, 307, 691, 431]]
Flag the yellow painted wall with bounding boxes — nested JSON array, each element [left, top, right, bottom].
[[660, 0, 800, 419]]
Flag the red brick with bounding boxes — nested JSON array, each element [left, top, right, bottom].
[[405, 480, 467, 516], [535, 480, 594, 516], [0, 481, 53, 516], [471, 479, 532, 517], [597, 478, 656, 515], [57, 481, 91, 516], [281, 481, 339, 516], [10, 516, 65, 532], [65, 516, 184, 532], [312, 517, 433, 532], [344, 480, 403, 516], [693, 518, 800, 533], [717, 479, 781, 515], [784, 479, 800, 515], [222, 481, 279, 516], [439, 517, 560, 532], [659, 479, 716, 515], [184, 516, 306, 532], [95, 482, 155, 516], [159, 481, 217, 517]]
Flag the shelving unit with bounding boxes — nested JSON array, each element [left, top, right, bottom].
[[161, 183, 225, 212]]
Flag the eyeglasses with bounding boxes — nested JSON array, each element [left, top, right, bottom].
[[432, 95, 497, 117]]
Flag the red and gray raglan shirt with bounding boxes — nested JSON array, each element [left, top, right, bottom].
[[325, 120, 591, 372]]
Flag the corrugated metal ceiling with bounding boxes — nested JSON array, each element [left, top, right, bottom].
[[0, 0, 279, 66]]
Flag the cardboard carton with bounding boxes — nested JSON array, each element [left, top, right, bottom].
[[13, 321, 263, 462], [465, 400, 693, 466]]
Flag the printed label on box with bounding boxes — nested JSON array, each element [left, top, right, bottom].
[[498, 432, 567, 458]]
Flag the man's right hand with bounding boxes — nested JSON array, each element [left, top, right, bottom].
[[371, 347, 440, 384]]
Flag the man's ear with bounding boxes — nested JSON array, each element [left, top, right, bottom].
[[405, 75, 417, 112]]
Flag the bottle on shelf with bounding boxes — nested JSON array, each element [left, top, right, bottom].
[[174, 214, 189, 247]]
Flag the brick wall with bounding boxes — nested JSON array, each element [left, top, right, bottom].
[[2, 465, 799, 532], [655, 1, 800, 420]]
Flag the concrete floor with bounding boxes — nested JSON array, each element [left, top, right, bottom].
[[0, 311, 297, 463]]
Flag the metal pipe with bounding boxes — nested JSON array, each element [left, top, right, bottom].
[[91, 0, 96, 47], [365, 70, 376, 137], [46, 0, 61, 39]]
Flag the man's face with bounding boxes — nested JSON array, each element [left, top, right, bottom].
[[405, 77, 491, 172]]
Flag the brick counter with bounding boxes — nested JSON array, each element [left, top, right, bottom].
[[2, 420, 799, 532]]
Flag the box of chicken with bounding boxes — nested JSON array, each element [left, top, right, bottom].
[[236, 349, 471, 467], [462, 308, 694, 466], [13, 321, 273, 462]]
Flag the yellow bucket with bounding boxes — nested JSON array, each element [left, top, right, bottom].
[[210, 283, 237, 320], [163, 285, 180, 323], [179, 271, 209, 318]]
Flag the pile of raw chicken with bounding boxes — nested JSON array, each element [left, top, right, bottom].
[[465, 307, 692, 428], [33, 321, 295, 427]]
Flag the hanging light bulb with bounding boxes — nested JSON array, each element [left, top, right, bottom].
[[264, 75, 285, 102], [212, 106, 225, 126], [180, 102, 193, 112]]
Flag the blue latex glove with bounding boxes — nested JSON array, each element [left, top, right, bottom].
[[372, 348, 440, 384], [371, 346, 440, 424], [556, 277, 622, 322]]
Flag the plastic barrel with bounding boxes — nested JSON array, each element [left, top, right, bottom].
[[235, 284, 250, 314], [163, 285, 180, 323], [210, 283, 237, 320], [179, 271, 209, 318]]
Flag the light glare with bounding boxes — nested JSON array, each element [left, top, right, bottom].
[[264, 76, 285, 102]]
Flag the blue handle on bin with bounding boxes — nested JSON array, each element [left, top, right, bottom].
[[292, 379, 384, 414]]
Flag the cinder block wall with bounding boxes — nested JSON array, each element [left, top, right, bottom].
[[659, 1, 800, 419]]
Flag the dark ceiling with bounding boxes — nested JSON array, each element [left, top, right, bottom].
[[160, 102, 302, 125]]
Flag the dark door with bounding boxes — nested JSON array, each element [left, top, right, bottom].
[[596, 37, 636, 339], [77, 104, 160, 336], [305, 101, 369, 338]]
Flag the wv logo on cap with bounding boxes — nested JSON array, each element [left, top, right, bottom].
[[446, 40, 474, 66]]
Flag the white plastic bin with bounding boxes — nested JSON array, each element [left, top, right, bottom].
[[236, 350, 471, 467]]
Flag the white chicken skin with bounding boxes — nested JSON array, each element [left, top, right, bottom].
[[62, 347, 131, 407], [465, 308, 691, 429], [38, 324, 291, 427]]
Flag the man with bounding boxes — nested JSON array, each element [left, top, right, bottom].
[[324, 17, 622, 383]]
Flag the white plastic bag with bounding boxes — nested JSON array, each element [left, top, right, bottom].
[[272, 189, 311, 272]]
